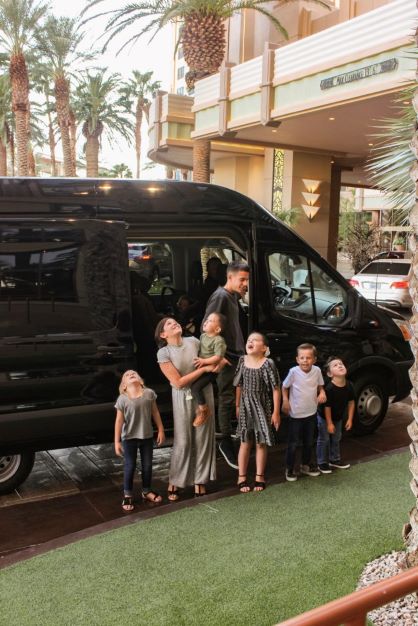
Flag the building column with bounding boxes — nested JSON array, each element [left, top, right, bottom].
[[282, 151, 336, 263]]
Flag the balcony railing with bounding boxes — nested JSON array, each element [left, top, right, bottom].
[[276, 565, 418, 626]]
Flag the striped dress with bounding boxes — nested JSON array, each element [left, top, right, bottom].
[[233, 357, 280, 446]]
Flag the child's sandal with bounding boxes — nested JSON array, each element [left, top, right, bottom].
[[122, 495, 134, 512], [142, 490, 162, 503], [238, 475, 251, 493], [254, 474, 266, 492]]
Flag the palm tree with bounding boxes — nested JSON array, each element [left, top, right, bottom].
[[73, 70, 133, 177], [0, 73, 12, 175], [109, 162, 133, 178], [119, 70, 161, 178], [0, 0, 49, 175], [83, 0, 327, 182], [35, 16, 94, 177], [31, 65, 59, 175], [367, 83, 418, 568]]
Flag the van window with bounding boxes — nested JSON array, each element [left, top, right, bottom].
[[267, 252, 347, 325], [128, 241, 173, 294], [0, 224, 123, 335]]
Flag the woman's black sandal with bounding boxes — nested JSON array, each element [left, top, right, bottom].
[[122, 495, 134, 512], [168, 485, 179, 502], [194, 484, 206, 497], [238, 475, 251, 493], [254, 474, 266, 491]]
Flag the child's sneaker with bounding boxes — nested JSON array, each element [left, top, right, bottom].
[[318, 463, 332, 474], [329, 460, 350, 469], [300, 464, 320, 477], [285, 469, 298, 482]]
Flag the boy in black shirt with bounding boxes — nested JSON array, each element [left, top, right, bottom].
[[317, 356, 355, 474]]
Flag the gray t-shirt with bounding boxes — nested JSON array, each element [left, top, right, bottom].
[[115, 388, 157, 440], [282, 365, 324, 418], [157, 336, 200, 383]]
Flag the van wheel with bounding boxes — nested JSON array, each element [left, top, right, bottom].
[[352, 374, 389, 435], [0, 452, 35, 495]]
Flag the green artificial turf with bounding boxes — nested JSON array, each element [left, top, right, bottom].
[[0, 452, 414, 626]]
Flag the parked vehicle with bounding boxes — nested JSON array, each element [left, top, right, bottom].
[[349, 258, 412, 309], [128, 242, 172, 282], [0, 179, 413, 493]]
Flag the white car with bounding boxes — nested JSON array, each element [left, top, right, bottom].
[[349, 258, 412, 309]]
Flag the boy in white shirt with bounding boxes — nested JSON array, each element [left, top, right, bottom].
[[282, 343, 326, 482]]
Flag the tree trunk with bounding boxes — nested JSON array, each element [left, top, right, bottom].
[[85, 134, 99, 177], [403, 84, 418, 569], [9, 128, 15, 176], [0, 138, 7, 175], [192, 138, 210, 182], [48, 119, 57, 176], [166, 166, 174, 179], [69, 109, 77, 175], [28, 147, 35, 176], [55, 76, 75, 177], [135, 101, 143, 179], [10, 52, 29, 176]]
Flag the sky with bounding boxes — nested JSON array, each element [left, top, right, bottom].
[[50, 0, 174, 178]]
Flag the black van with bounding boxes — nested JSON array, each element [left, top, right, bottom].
[[0, 178, 412, 493]]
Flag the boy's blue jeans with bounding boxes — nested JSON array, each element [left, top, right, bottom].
[[316, 416, 343, 465], [285, 413, 317, 470], [122, 437, 154, 495]]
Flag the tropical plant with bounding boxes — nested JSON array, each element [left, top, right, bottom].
[[83, 0, 328, 183], [0, 0, 49, 175], [119, 70, 160, 178], [108, 162, 133, 178], [0, 73, 12, 175], [31, 64, 59, 175], [273, 206, 301, 227], [367, 71, 418, 567], [35, 16, 95, 176], [73, 70, 133, 177], [340, 218, 380, 274]]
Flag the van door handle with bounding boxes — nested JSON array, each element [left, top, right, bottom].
[[97, 345, 124, 352], [266, 332, 288, 340]]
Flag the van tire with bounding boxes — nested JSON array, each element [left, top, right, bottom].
[[0, 451, 35, 494], [351, 374, 389, 435]]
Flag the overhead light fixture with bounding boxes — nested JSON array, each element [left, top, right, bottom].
[[272, 129, 277, 133], [301, 179, 321, 221], [368, 143, 373, 146], [329, 117, 335, 121]]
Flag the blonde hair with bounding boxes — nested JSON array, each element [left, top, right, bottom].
[[119, 370, 145, 395]]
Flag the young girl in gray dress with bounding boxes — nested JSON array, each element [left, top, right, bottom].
[[115, 370, 165, 512], [155, 317, 217, 500], [234, 333, 281, 493]]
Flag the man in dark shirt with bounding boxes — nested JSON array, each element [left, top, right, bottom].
[[204, 260, 250, 468]]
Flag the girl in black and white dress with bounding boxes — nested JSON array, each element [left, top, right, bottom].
[[234, 333, 281, 493]]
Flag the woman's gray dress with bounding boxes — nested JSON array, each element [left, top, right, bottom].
[[157, 337, 216, 487]]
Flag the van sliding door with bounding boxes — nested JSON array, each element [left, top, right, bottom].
[[0, 219, 134, 447]]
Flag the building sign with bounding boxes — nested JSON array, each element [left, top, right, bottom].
[[320, 58, 398, 90]]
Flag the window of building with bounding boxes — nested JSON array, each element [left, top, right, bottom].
[[177, 86, 185, 95], [177, 46, 184, 60], [177, 66, 185, 79]]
